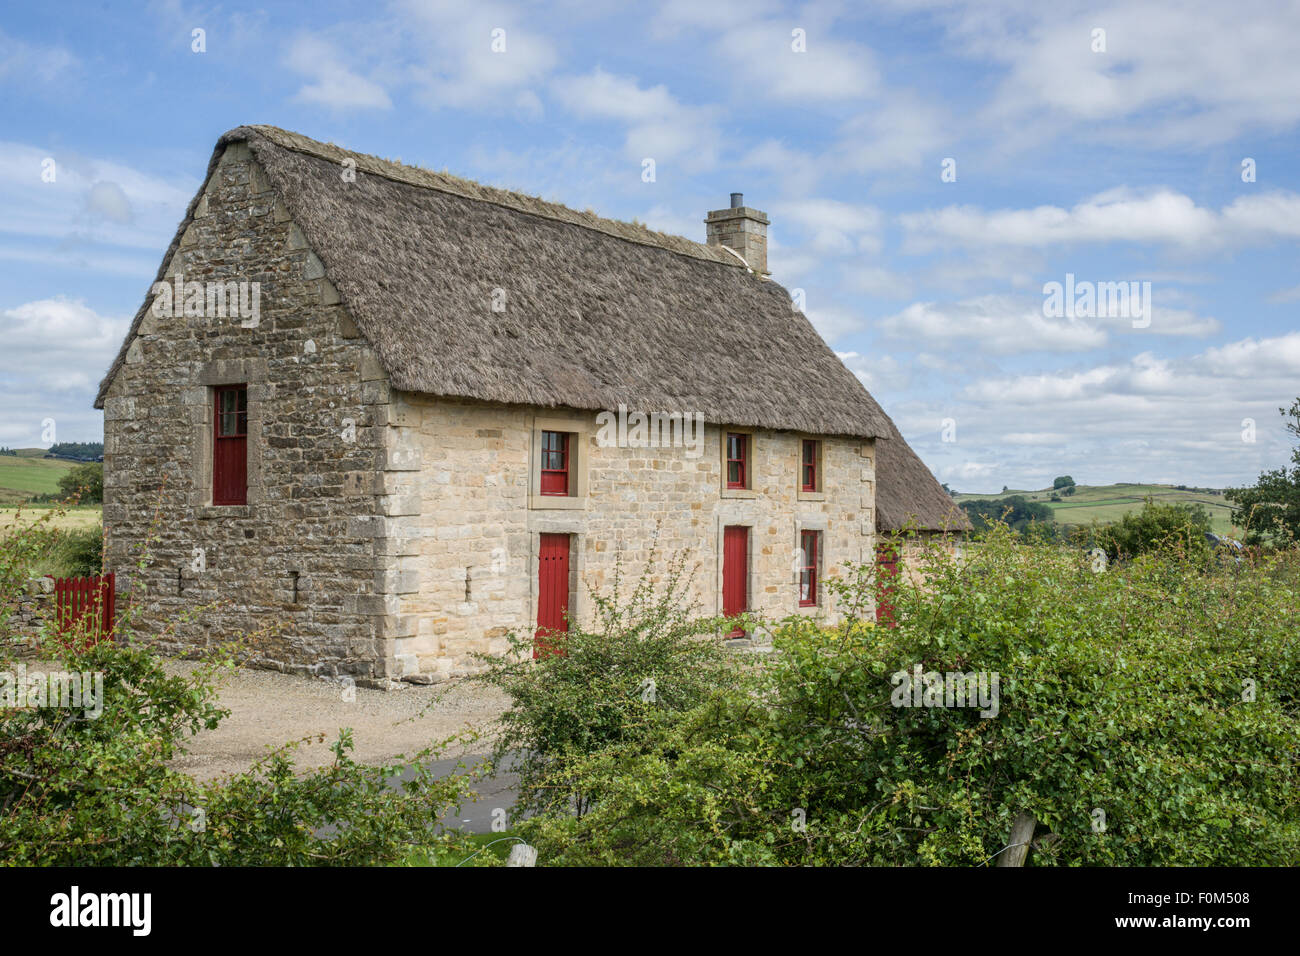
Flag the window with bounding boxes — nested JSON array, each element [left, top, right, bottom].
[[540, 430, 570, 496], [213, 385, 248, 505], [801, 439, 819, 492], [726, 432, 748, 489], [799, 530, 820, 607]]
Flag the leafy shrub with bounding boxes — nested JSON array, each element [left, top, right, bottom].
[[55, 462, 103, 504], [1092, 497, 1211, 562], [512, 528, 1299, 866], [1227, 398, 1300, 545], [474, 546, 741, 820]]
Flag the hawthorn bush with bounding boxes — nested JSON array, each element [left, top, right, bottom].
[[508, 528, 1300, 865], [474, 547, 741, 820]]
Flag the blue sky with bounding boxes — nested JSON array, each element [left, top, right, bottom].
[[2, 0, 1298, 492]]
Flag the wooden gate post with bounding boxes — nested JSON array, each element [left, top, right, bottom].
[[996, 811, 1037, 867]]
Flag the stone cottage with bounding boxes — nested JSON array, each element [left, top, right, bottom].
[[95, 126, 964, 687]]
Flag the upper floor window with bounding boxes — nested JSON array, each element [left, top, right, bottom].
[[799, 529, 820, 607], [540, 430, 570, 496], [801, 439, 820, 492], [726, 432, 748, 489], [213, 384, 248, 505]]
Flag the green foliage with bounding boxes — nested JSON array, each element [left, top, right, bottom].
[[509, 529, 1299, 866], [0, 509, 474, 866], [1052, 475, 1076, 490], [473, 545, 741, 820], [961, 495, 1056, 534], [1227, 399, 1300, 545], [1092, 497, 1212, 562], [55, 462, 103, 505]]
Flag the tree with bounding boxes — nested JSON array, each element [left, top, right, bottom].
[[1093, 498, 1211, 562], [1227, 399, 1300, 545], [960, 495, 1055, 534], [1053, 475, 1076, 490], [56, 462, 103, 504]]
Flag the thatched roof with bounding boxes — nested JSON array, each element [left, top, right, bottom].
[[875, 417, 971, 533], [95, 125, 960, 528], [95, 125, 891, 440]]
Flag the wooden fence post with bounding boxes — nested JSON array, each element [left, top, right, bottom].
[[996, 811, 1037, 867]]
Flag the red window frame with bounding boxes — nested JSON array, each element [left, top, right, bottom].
[[801, 439, 819, 492], [799, 530, 820, 607], [726, 432, 748, 489], [213, 385, 248, 506], [540, 430, 570, 496]]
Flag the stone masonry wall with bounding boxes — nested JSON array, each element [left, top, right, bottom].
[[102, 143, 402, 686], [381, 395, 877, 680]]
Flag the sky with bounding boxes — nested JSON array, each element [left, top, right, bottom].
[[1, 0, 1298, 493]]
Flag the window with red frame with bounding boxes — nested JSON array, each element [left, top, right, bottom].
[[799, 530, 820, 607], [540, 430, 570, 496], [726, 432, 748, 489], [213, 385, 248, 505], [801, 439, 819, 492]]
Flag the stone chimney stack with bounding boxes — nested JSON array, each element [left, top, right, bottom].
[[705, 193, 769, 275]]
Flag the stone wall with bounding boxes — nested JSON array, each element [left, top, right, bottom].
[[381, 395, 877, 680], [4, 578, 55, 643], [101, 144, 402, 686]]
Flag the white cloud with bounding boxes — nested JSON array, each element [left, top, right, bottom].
[[286, 34, 393, 111], [400, 0, 557, 113], [553, 68, 718, 168], [0, 29, 78, 87], [0, 298, 128, 412], [771, 199, 883, 256], [85, 181, 133, 224], [905, 0, 1300, 148], [879, 295, 1108, 354], [901, 188, 1300, 252]]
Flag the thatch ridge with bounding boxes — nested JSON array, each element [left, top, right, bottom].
[[240, 125, 741, 268]]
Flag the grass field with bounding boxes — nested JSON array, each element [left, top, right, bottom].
[[0, 452, 82, 505], [955, 483, 1239, 534], [0, 505, 103, 532]]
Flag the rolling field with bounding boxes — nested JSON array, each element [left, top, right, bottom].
[[0, 452, 80, 505], [955, 483, 1239, 534]]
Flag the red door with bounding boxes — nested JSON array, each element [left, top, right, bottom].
[[875, 543, 899, 626], [535, 533, 570, 657], [723, 525, 748, 637]]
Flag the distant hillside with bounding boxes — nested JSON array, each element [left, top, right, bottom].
[[954, 483, 1238, 535], [0, 454, 81, 505]]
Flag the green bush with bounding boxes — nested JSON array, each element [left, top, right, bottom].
[[512, 528, 1299, 866], [474, 546, 741, 820], [55, 462, 103, 504], [1092, 497, 1211, 562]]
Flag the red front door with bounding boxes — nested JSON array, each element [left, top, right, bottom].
[[723, 525, 748, 637], [535, 533, 570, 657]]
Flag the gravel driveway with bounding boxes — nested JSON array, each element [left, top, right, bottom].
[[163, 661, 510, 783]]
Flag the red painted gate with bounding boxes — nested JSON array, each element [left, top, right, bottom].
[[535, 533, 570, 657], [875, 544, 899, 626], [53, 573, 115, 648], [723, 525, 748, 637]]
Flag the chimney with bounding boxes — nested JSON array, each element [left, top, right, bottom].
[[705, 193, 769, 275]]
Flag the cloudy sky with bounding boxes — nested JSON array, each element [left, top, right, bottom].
[[2, 0, 1298, 492]]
